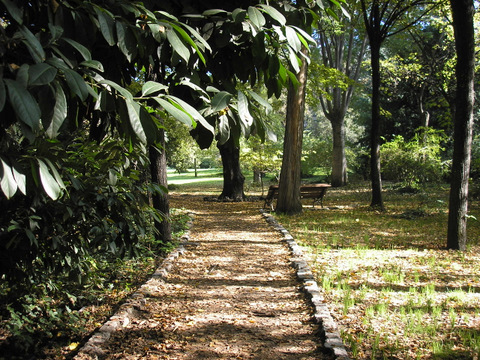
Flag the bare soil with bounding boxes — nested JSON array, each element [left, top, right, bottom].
[[76, 195, 331, 359]]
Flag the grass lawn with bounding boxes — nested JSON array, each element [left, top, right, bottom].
[[276, 182, 480, 360]]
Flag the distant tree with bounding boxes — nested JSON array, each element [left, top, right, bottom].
[[359, 0, 438, 210], [313, 1, 368, 186], [447, 0, 475, 251]]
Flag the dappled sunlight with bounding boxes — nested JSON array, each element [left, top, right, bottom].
[[277, 184, 480, 359]]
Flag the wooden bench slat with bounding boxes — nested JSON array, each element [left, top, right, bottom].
[[263, 184, 331, 210]]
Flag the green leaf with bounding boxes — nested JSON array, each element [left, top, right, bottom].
[[46, 83, 67, 138], [287, 69, 300, 88], [167, 95, 215, 134], [170, 23, 206, 65], [12, 165, 26, 195], [116, 21, 137, 62], [28, 63, 57, 86], [288, 46, 301, 73], [80, 60, 104, 72], [142, 81, 168, 97], [62, 38, 92, 61], [180, 23, 212, 53], [1, 0, 23, 24], [63, 68, 89, 101], [248, 7, 266, 28], [217, 114, 230, 145], [291, 26, 316, 45], [125, 98, 146, 143], [166, 28, 190, 63], [237, 91, 253, 127], [99, 79, 133, 100], [232, 8, 246, 23], [37, 159, 62, 200], [258, 5, 286, 25], [4, 79, 41, 131], [285, 26, 301, 52], [18, 25, 45, 63], [95, 7, 116, 46], [211, 91, 232, 112], [247, 90, 273, 112], [153, 97, 194, 127], [44, 158, 66, 191], [1, 159, 18, 199], [202, 9, 228, 16]]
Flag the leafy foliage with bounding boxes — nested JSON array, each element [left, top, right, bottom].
[[380, 128, 448, 189]]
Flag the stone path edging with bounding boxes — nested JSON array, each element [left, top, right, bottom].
[[74, 213, 196, 359], [260, 209, 350, 360]]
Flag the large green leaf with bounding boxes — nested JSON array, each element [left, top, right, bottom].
[[285, 26, 301, 52], [62, 38, 92, 61], [217, 114, 230, 145], [248, 7, 266, 28], [63, 68, 90, 101], [153, 97, 194, 127], [116, 21, 137, 62], [4, 79, 41, 131], [125, 98, 147, 143], [288, 45, 301, 73], [142, 81, 168, 97], [12, 165, 26, 195], [99, 79, 133, 100], [211, 91, 232, 112], [28, 63, 57, 86], [1, 0, 23, 24], [247, 90, 273, 112], [95, 7, 116, 46], [37, 159, 62, 200], [0, 159, 18, 199], [167, 95, 215, 133], [80, 60, 104, 72], [166, 28, 190, 63], [258, 5, 286, 25], [18, 26, 45, 63], [171, 23, 206, 65], [237, 91, 253, 127], [46, 83, 67, 138]]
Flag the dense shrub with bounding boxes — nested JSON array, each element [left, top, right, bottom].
[[381, 128, 448, 189]]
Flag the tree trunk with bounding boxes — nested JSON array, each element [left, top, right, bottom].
[[447, 0, 475, 250], [330, 117, 347, 187], [218, 138, 245, 201], [149, 128, 172, 245], [369, 38, 384, 210], [276, 46, 308, 215]]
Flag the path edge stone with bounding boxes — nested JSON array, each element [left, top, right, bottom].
[[260, 209, 351, 360], [74, 212, 196, 360]]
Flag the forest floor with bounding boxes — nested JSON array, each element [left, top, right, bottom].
[[74, 194, 334, 360]]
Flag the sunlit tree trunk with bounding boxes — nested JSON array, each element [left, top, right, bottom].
[[447, 0, 475, 251], [276, 46, 308, 215]]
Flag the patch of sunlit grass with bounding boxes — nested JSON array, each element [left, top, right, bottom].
[[277, 182, 480, 359]]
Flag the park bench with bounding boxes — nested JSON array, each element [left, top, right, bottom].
[[263, 183, 331, 211]]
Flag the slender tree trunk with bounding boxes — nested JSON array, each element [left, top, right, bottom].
[[276, 46, 308, 215], [369, 39, 384, 210], [149, 127, 172, 245], [218, 138, 245, 201], [330, 116, 347, 187], [447, 0, 475, 250]]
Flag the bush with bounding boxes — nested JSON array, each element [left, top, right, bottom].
[[381, 128, 448, 188]]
